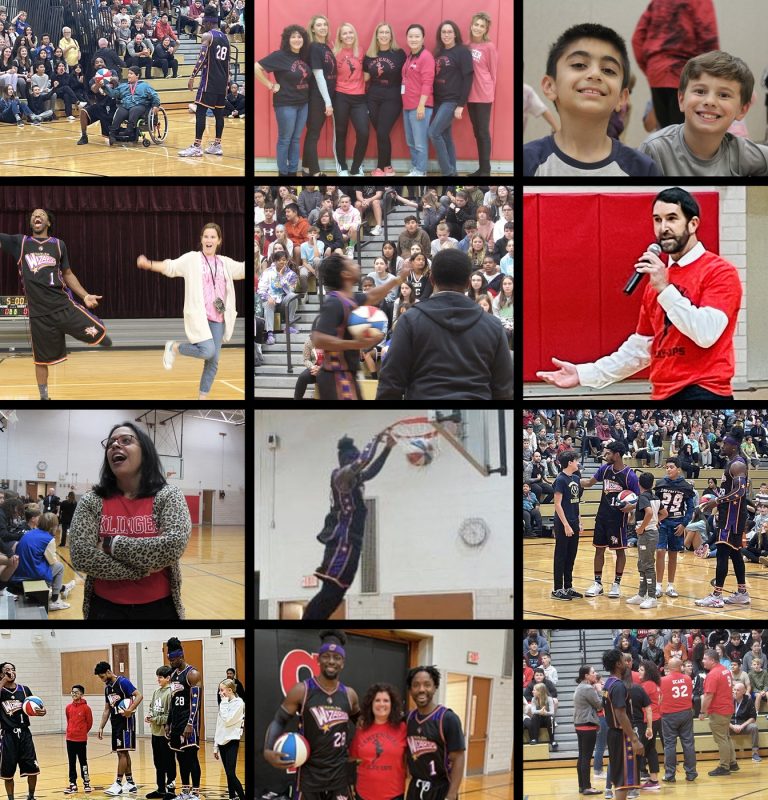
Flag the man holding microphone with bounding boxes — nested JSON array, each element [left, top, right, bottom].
[[537, 187, 742, 401]]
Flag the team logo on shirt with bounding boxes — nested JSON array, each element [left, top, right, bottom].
[[107, 693, 122, 707], [407, 735, 438, 757], [309, 705, 348, 731], [170, 681, 185, 695], [2, 699, 22, 715], [85, 326, 99, 337], [24, 252, 57, 273]]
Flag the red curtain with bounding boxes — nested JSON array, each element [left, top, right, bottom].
[[0, 186, 246, 319]]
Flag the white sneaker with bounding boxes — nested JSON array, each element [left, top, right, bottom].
[[666, 583, 679, 597], [124, 783, 137, 794], [639, 596, 658, 609], [607, 582, 621, 598], [78, 101, 88, 108], [49, 598, 71, 611], [163, 340, 176, 370], [203, 142, 223, 155], [61, 580, 76, 599], [178, 144, 203, 157], [655, 583, 662, 598], [724, 591, 751, 605], [370, 225, 382, 236], [626, 594, 644, 604], [337, 169, 349, 176], [67, 115, 76, 120], [695, 593, 724, 608], [104, 782, 123, 796], [406, 169, 426, 176], [585, 581, 604, 597]]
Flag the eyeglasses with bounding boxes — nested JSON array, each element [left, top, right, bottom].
[[101, 434, 137, 450]]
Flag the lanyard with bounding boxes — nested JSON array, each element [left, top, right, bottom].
[[204, 254, 219, 285]]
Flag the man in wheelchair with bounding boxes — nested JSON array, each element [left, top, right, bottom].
[[104, 66, 160, 146]]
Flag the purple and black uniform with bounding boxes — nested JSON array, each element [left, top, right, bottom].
[[314, 290, 367, 400], [0, 683, 39, 779], [105, 675, 137, 752], [406, 705, 465, 800], [592, 464, 641, 550], [715, 455, 748, 550], [194, 28, 230, 108]]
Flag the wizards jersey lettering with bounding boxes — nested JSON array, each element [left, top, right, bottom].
[[309, 705, 349, 730], [2, 699, 22, 715], [24, 251, 58, 273], [407, 736, 439, 758]]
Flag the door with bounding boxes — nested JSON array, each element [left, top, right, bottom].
[[162, 639, 205, 739], [112, 643, 130, 676], [466, 676, 491, 775], [202, 490, 214, 525]]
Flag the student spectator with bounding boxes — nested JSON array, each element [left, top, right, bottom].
[[115, 19, 132, 57], [730, 659, 751, 694], [664, 632, 688, 665], [431, 222, 458, 256], [151, 36, 178, 78], [492, 203, 514, 240], [397, 216, 431, 258], [332, 195, 361, 257], [153, 14, 177, 43], [480, 254, 502, 296], [0, 83, 36, 125], [541, 653, 558, 686], [743, 640, 768, 674], [524, 630, 551, 655], [637, 660, 662, 790], [525, 683, 556, 748], [176, 0, 197, 38], [297, 186, 322, 219], [283, 203, 309, 263], [293, 329, 321, 401], [257, 251, 299, 346], [444, 190, 476, 239], [355, 187, 383, 237], [315, 209, 344, 255], [466, 270, 487, 302], [492, 275, 513, 346], [381, 240, 403, 275], [51, 63, 79, 119], [522, 483, 542, 538], [725, 631, 746, 663], [34, 33, 53, 62], [68, 63, 88, 104], [51, 46, 67, 74], [404, 252, 432, 303]]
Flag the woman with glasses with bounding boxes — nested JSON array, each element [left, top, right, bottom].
[[69, 422, 191, 620], [136, 222, 245, 400]]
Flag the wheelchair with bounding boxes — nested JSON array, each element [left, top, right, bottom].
[[113, 105, 169, 147]]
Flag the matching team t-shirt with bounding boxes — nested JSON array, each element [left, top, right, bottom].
[[258, 49, 310, 106], [308, 41, 337, 97], [363, 49, 406, 99], [702, 664, 734, 716]]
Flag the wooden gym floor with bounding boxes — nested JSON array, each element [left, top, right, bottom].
[[523, 536, 768, 620], [0, 348, 245, 400], [524, 760, 761, 800], [9, 732, 244, 798], [461, 772, 512, 799], [0, 111, 244, 177], [25, 524, 246, 621]]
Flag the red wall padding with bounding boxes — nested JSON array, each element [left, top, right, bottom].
[[254, 0, 513, 163], [184, 494, 200, 524], [523, 192, 721, 382]]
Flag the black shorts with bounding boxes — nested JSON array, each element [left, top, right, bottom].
[[169, 724, 200, 751], [30, 305, 107, 365], [315, 538, 361, 589], [196, 91, 225, 109], [405, 779, 449, 800], [593, 514, 628, 550], [111, 715, 135, 751], [84, 102, 117, 132], [297, 790, 350, 800], [0, 727, 39, 778], [607, 728, 638, 790]]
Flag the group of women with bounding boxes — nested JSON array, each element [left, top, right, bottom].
[[255, 13, 498, 177]]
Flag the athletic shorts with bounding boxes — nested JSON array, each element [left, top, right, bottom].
[[169, 725, 200, 751], [30, 305, 107, 365], [593, 514, 628, 550], [657, 521, 685, 552], [0, 727, 39, 778], [84, 102, 117, 134], [195, 91, 225, 109], [405, 779, 450, 800], [111, 715, 135, 752], [607, 727, 638, 790], [315, 537, 361, 589], [716, 528, 743, 550]]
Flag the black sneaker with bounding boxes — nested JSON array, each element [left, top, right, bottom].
[[685, 773, 697, 782], [566, 588, 584, 599], [662, 776, 676, 783], [707, 767, 730, 776], [551, 589, 572, 601], [146, 793, 165, 799], [729, 762, 740, 772], [76, 134, 88, 145]]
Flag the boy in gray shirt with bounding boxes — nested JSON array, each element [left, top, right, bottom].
[[627, 472, 668, 609]]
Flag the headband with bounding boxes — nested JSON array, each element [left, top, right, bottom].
[[168, 648, 183, 658], [319, 642, 345, 658], [724, 435, 740, 446]]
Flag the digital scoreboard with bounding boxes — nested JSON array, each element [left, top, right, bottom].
[[0, 296, 28, 317]]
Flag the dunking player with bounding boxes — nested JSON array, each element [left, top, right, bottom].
[[405, 666, 465, 800], [0, 662, 46, 800], [696, 427, 750, 608], [263, 630, 359, 800], [537, 187, 742, 401], [580, 442, 641, 599], [0, 209, 111, 400], [178, 6, 230, 157], [166, 637, 203, 800], [303, 431, 396, 620]]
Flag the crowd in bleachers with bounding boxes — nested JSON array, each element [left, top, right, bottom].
[[254, 184, 514, 388], [524, 628, 768, 797]]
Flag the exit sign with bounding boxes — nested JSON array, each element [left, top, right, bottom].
[[467, 651, 480, 664], [302, 575, 319, 588]]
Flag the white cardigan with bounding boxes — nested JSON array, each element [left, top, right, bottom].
[[161, 251, 245, 344], [214, 696, 245, 750]]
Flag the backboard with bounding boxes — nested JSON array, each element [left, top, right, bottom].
[[428, 410, 508, 477]]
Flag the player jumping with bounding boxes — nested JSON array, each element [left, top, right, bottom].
[[303, 431, 396, 620], [179, 6, 230, 157], [0, 209, 111, 400], [581, 441, 640, 599], [696, 427, 750, 608]]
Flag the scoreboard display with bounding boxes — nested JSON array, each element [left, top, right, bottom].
[[0, 296, 28, 317]]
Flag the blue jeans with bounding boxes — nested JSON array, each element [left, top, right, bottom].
[[178, 319, 224, 394], [593, 714, 608, 774], [428, 101, 458, 175], [403, 106, 432, 173], [274, 103, 308, 175]]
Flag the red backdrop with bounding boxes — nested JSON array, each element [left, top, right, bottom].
[[253, 0, 513, 164], [523, 191, 720, 382], [185, 494, 200, 524]]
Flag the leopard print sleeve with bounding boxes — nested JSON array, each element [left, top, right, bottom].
[[109, 484, 191, 571], [69, 492, 148, 581]]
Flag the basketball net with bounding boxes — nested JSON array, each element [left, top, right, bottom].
[[386, 416, 440, 469]]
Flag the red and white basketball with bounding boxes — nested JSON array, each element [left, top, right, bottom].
[[348, 306, 388, 341], [699, 493, 717, 507], [404, 438, 434, 467], [273, 732, 310, 767], [617, 490, 638, 509], [23, 696, 44, 716]]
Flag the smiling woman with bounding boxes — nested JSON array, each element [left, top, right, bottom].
[[68, 422, 192, 620]]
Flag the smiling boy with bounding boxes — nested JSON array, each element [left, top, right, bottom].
[[640, 50, 768, 175], [523, 23, 660, 177]]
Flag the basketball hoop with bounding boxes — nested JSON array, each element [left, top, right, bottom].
[[386, 417, 440, 468]]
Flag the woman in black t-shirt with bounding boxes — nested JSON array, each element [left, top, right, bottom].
[[302, 14, 336, 177], [363, 22, 405, 177], [255, 24, 310, 176]]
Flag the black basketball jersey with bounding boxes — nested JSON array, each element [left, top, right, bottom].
[[0, 684, 33, 730], [199, 29, 230, 94], [0, 233, 72, 317], [105, 675, 136, 722], [594, 463, 641, 520], [717, 455, 748, 544], [169, 664, 200, 732], [406, 705, 463, 785], [297, 677, 351, 791]]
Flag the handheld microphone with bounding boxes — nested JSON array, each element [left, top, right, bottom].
[[623, 243, 662, 295]]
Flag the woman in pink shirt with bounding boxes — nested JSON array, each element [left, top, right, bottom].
[[332, 22, 369, 176], [467, 12, 498, 175], [401, 24, 435, 176]]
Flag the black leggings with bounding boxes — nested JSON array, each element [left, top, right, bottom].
[[174, 747, 201, 788], [715, 543, 746, 589], [303, 580, 346, 620], [576, 727, 598, 792], [634, 719, 660, 775], [334, 92, 369, 171], [367, 93, 401, 168], [293, 368, 317, 400], [196, 103, 224, 139], [303, 88, 332, 174], [467, 101, 492, 172], [151, 734, 176, 791], [218, 741, 244, 800]]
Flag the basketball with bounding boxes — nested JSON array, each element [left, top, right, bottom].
[[404, 438, 434, 467], [699, 493, 717, 506], [617, 490, 638, 509], [23, 696, 44, 716], [273, 732, 310, 767], [117, 698, 132, 713], [347, 306, 388, 341], [94, 68, 112, 83]]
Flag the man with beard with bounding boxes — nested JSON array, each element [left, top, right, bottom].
[[405, 665, 465, 800], [537, 187, 742, 401], [166, 637, 202, 800], [263, 630, 360, 800]]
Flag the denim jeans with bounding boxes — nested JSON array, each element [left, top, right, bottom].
[[274, 103, 308, 175], [428, 101, 458, 175], [403, 106, 432, 173], [178, 319, 224, 394]]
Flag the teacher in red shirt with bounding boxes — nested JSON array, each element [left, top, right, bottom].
[[700, 648, 736, 776]]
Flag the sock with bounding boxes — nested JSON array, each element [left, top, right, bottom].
[[38, 384, 48, 400], [51, 593, 59, 601], [594, 574, 602, 584], [713, 586, 723, 597], [614, 573, 623, 584], [194, 139, 201, 147], [738, 584, 747, 593], [213, 137, 220, 144]]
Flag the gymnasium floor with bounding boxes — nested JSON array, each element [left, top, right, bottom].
[[461, 772, 512, 799], [523, 536, 768, 620], [523, 761, 762, 800], [14, 525, 246, 621], [0, 349, 245, 400], [11, 732, 244, 798], [0, 111, 245, 177]]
